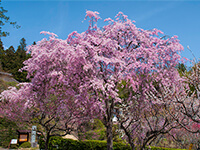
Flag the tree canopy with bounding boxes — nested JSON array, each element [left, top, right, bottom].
[[0, 38, 30, 82], [1, 10, 199, 150]]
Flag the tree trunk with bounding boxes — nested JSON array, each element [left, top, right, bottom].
[[128, 139, 135, 150], [45, 134, 50, 150], [106, 118, 113, 150], [120, 123, 135, 150], [105, 98, 114, 150]]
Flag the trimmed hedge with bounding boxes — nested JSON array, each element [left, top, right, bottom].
[[149, 147, 187, 150], [19, 142, 31, 148], [40, 136, 131, 150], [40, 136, 187, 150]]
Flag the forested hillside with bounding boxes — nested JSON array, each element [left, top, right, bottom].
[[0, 38, 32, 82]]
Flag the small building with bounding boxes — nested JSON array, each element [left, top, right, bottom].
[[17, 130, 31, 144]]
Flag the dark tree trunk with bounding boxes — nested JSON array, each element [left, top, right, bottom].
[[105, 98, 114, 150], [45, 134, 50, 150], [120, 123, 135, 150], [106, 118, 113, 150], [128, 138, 135, 150]]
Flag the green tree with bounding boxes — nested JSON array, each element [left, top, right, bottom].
[[0, 39, 4, 71], [14, 38, 30, 82], [0, 38, 31, 82], [0, 117, 18, 148], [0, 0, 20, 71], [2, 45, 16, 72], [177, 63, 187, 77], [0, 0, 20, 37], [16, 38, 26, 60]]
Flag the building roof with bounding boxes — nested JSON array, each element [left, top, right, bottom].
[[17, 130, 31, 133]]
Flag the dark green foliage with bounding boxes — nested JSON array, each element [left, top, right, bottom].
[[93, 119, 104, 129], [60, 139, 81, 150], [38, 135, 46, 150], [113, 142, 131, 150], [78, 119, 106, 141], [40, 137, 188, 150], [0, 117, 18, 148], [12, 38, 30, 82], [0, 38, 31, 82], [1, 140, 10, 148], [40, 136, 131, 150], [0, 39, 4, 71], [177, 63, 187, 77], [98, 129, 106, 140], [149, 146, 187, 150], [48, 136, 63, 149], [9, 143, 19, 149], [19, 142, 31, 148], [2, 46, 16, 72], [78, 119, 122, 142]]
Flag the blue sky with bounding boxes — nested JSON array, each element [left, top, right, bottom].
[[1, 0, 200, 64]]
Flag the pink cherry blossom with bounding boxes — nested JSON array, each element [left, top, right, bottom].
[[0, 10, 191, 150]]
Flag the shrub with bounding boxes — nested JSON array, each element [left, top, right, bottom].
[[92, 119, 104, 129], [81, 140, 107, 150], [113, 142, 131, 150], [10, 144, 19, 149], [39, 136, 187, 150], [48, 136, 63, 149], [1, 140, 10, 148], [38, 135, 45, 150], [78, 128, 106, 141], [98, 129, 106, 140], [19, 142, 31, 148], [78, 119, 107, 141], [0, 117, 18, 147], [39, 136, 131, 150], [149, 147, 187, 150], [1, 139, 19, 149]]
